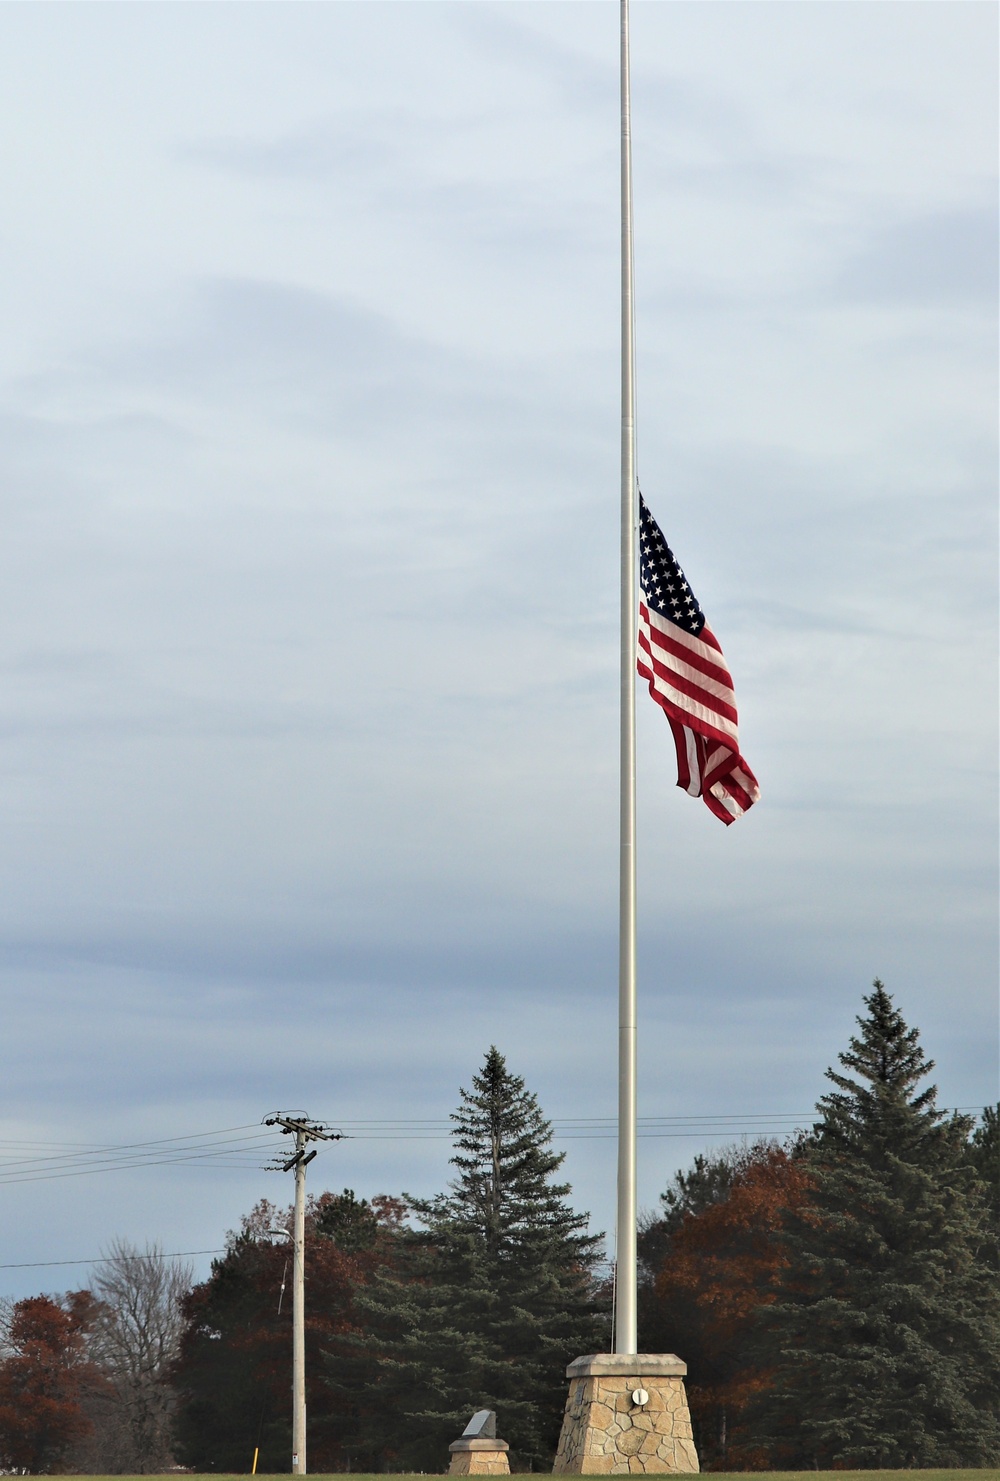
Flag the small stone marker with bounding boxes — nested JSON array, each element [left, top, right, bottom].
[[464, 1410, 497, 1439], [448, 1409, 510, 1476]]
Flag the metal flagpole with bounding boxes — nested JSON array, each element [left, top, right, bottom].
[[615, 0, 638, 1357]]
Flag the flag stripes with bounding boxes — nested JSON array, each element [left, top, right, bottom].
[[637, 495, 759, 825]]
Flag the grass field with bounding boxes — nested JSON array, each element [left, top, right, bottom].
[[75, 1470, 1000, 1480]]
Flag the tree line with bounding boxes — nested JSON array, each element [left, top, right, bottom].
[[1, 983, 997, 1472]]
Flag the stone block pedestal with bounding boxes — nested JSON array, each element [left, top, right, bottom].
[[552, 1354, 699, 1474], [448, 1437, 511, 1475]]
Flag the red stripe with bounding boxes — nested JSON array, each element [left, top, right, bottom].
[[702, 744, 737, 792], [704, 789, 737, 825], [639, 597, 725, 657], [668, 716, 693, 792], [642, 612, 732, 686], [637, 584, 758, 825], [639, 622, 737, 718], [652, 683, 758, 819], [640, 603, 733, 687], [638, 636, 739, 731], [730, 761, 760, 795], [638, 656, 736, 755], [718, 775, 754, 814]]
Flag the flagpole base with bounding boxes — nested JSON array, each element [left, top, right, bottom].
[[552, 1355, 699, 1474]]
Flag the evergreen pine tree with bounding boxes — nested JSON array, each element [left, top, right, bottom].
[[969, 1102, 999, 1225], [755, 981, 1000, 1468], [325, 1047, 607, 1470]]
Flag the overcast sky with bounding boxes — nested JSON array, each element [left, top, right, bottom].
[[0, 1, 996, 1300]]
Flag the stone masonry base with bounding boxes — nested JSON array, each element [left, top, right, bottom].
[[552, 1354, 699, 1474], [448, 1437, 511, 1475]]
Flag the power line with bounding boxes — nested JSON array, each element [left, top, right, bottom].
[[289, 1104, 990, 1141], [0, 1105, 988, 1185], [1, 1095, 992, 1272], [0, 1125, 286, 1186], [0, 1105, 985, 1151], [0, 1126, 275, 1168], [0, 1248, 226, 1271], [0, 1158, 277, 1187]]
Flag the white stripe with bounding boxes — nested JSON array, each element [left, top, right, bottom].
[[642, 667, 740, 745], [640, 621, 737, 707], [641, 598, 728, 668], [684, 727, 701, 796], [730, 765, 761, 803], [704, 743, 731, 773], [709, 782, 741, 817]]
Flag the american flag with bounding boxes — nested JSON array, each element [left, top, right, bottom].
[[637, 494, 759, 825]]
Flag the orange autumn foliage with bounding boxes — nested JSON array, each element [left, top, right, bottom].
[[651, 1143, 813, 1469], [0, 1292, 104, 1473]]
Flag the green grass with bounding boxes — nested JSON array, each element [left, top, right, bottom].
[[69, 1470, 1000, 1480], [704, 1472, 1000, 1481]]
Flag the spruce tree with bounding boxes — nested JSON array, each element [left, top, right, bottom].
[[969, 1102, 999, 1225], [325, 1047, 607, 1470], [756, 981, 1000, 1468]]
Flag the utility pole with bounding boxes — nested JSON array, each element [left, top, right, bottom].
[[264, 1113, 342, 1475]]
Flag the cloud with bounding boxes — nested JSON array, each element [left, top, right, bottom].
[[834, 205, 999, 306], [0, 0, 994, 1298]]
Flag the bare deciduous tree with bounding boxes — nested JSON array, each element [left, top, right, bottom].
[[82, 1239, 193, 1473]]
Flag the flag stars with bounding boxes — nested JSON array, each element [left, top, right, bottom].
[[637, 494, 705, 635]]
